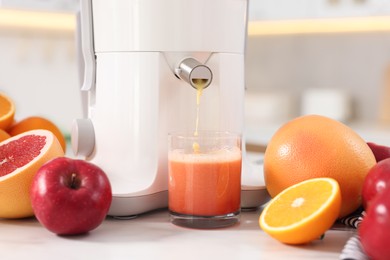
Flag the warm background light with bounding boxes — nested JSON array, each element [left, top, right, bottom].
[[0, 8, 75, 33], [248, 16, 390, 36], [1, 8, 390, 36]]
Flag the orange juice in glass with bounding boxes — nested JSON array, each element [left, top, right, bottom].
[[168, 132, 242, 228]]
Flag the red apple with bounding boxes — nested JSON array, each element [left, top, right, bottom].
[[30, 157, 112, 235], [359, 187, 390, 260], [362, 158, 390, 210], [367, 142, 390, 162]]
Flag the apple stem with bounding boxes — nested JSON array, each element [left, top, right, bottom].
[[70, 173, 79, 189]]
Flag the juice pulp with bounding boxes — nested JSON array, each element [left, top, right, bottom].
[[168, 148, 241, 216]]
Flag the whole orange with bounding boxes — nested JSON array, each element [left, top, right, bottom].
[[7, 116, 66, 153], [0, 92, 15, 130], [263, 114, 376, 218], [0, 129, 11, 142]]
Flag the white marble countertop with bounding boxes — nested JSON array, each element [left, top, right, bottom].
[[0, 208, 354, 260]]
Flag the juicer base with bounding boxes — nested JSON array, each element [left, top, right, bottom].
[[108, 190, 168, 217], [108, 186, 269, 217]]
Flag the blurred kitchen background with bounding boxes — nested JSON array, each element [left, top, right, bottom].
[[1, 0, 390, 145]]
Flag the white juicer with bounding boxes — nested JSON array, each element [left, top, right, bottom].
[[72, 0, 267, 217]]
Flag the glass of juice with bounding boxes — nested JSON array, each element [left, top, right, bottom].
[[168, 131, 242, 228]]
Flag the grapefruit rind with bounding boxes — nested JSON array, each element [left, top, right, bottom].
[[0, 129, 64, 219], [259, 178, 341, 245]]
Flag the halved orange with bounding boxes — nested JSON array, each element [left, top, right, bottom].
[[0, 92, 15, 130], [259, 177, 341, 245]]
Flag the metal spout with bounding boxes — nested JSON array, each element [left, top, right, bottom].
[[175, 58, 213, 89]]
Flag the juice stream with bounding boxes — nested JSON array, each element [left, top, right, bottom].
[[192, 80, 205, 153]]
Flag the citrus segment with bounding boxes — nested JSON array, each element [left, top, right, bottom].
[[7, 116, 66, 152], [263, 114, 376, 218], [0, 92, 15, 130], [259, 178, 341, 245], [0, 129, 64, 218]]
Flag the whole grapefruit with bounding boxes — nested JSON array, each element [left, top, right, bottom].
[[0, 129, 64, 218], [263, 115, 376, 218]]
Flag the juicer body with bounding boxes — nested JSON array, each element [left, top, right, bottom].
[[73, 0, 265, 217]]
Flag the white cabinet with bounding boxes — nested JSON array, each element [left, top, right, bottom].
[[249, 0, 390, 21]]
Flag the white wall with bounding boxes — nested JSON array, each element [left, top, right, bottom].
[[0, 30, 82, 135], [1, 29, 389, 132], [1, 1, 390, 135], [245, 32, 390, 124]]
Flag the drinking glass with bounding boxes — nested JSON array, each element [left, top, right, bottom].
[[168, 131, 242, 228]]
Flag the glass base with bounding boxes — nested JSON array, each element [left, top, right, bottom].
[[170, 210, 240, 229]]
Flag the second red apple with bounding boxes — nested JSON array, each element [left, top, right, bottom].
[[362, 158, 390, 210]]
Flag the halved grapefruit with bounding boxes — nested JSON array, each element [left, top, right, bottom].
[[7, 116, 67, 153], [0, 129, 64, 218]]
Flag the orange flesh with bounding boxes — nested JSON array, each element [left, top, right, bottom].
[[264, 179, 335, 227]]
